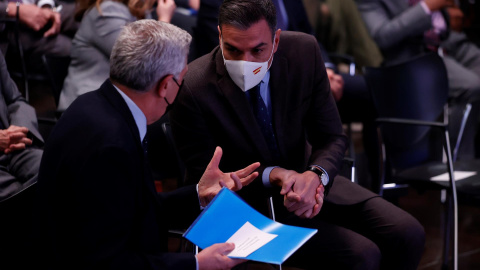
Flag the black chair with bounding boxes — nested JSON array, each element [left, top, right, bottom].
[[42, 54, 71, 108], [364, 52, 480, 270]]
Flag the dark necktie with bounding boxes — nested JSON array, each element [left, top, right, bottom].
[[248, 84, 280, 159], [142, 137, 148, 156]]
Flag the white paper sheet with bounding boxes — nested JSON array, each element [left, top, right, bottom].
[[226, 221, 278, 258], [431, 171, 477, 181]]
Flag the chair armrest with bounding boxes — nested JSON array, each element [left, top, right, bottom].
[[328, 53, 356, 76], [375, 117, 447, 128]]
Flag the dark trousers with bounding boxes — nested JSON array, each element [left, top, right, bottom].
[[3, 2, 78, 59], [283, 196, 425, 270]]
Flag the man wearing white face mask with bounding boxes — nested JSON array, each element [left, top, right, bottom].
[[170, 0, 425, 269]]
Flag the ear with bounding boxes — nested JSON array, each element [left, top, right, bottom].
[[156, 75, 174, 98], [273, 29, 281, 54]]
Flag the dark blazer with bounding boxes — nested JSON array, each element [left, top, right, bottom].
[[170, 31, 377, 218], [36, 80, 200, 270]]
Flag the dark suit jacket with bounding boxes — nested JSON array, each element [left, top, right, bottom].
[[36, 80, 200, 270], [171, 32, 377, 218]]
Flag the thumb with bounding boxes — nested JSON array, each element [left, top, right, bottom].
[[206, 146, 223, 171], [280, 180, 294, 195], [218, 242, 235, 255]]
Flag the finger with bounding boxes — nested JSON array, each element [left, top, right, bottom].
[[293, 202, 313, 217], [20, 138, 33, 145], [8, 132, 27, 141], [7, 125, 28, 133], [44, 24, 56, 37], [206, 146, 222, 171], [284, 193, 302, 211], [234, 162, 260, 178], [8, 143, 26, 152], [229, 172, 242, 191], [285, 191, 301, 204], [310, 201, 322, 218], [280, 179, 295, 195], [297, 207, 313, 219], [311, 194, 324, 218], [218, 242, 235, 254], [239, 171, 258, 187]]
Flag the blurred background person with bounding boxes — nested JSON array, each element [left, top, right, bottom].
[[57, 0, 176, 111]]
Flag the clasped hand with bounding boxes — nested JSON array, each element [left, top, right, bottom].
[[271, 168, 325, 219], [0, 125, 32, 154], [198, 146, 260, 207], [18, 4, 61, 37]]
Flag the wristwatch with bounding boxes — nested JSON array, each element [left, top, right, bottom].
[[306, 165, 329, 187]]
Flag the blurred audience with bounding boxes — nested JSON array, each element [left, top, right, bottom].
[[0, 53, 42, 203], [303, 0, 383, 70], [58, 0, 176, 111], [0, 0, 78, 64], [357, 0, 480, 160], [0, 53, 43, 269]]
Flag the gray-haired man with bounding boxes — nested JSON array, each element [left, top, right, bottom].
[[36, 19, 259, 270]]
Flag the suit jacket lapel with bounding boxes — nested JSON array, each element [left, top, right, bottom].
[[214, 48, 273, 161], [99, 80, 160, 202], [269, 54, 289, 159]]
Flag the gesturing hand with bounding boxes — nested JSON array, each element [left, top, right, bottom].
[[156, 0, 176, 23], [198, 146, 260, 207]]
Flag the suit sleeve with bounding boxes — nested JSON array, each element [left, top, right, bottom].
[[357, 0, 432, 49], [305, 37, 348, 180], [0, 55, 44, 144], [64, 145, 196, 269]]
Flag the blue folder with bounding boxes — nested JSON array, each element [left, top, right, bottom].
[[183, 188, 317, 265]]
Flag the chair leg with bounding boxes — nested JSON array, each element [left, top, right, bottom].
[[441, 191, 452, 270], [444, 130, 458, 270]]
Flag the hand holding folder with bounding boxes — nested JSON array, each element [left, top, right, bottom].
[[184, 188, 317, 265]]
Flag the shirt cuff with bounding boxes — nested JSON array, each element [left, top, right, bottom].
[[311, 165, 330, 186], [419, 1, 432, 15], [37, 0, 55, 8], [196, 184, 205, 210], [262, 166, 278, 188], [195, 255, 199, 270]]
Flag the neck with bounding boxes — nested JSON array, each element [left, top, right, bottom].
[[112, 80, 166, 125]]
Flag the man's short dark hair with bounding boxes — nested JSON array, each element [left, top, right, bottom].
[[219, 0, 277, 38]]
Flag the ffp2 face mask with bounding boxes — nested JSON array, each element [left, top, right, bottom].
[[221, 34, 276, 92]]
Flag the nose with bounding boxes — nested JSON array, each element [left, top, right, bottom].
[[241, 53, 253, 62]]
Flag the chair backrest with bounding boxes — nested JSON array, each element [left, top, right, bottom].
[[363, 53, 449, 172], [42, 55, 71, 107]]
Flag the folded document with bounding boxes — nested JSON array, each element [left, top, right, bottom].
[[183, 188, 317, 265]]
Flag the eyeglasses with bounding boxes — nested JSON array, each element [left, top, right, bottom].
[[172, 77, 184, 89]]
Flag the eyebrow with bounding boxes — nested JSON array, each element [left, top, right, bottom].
[[224, 41, 268, 51]]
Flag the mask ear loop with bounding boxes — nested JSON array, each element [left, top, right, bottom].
[[266, 34, 276, 70]]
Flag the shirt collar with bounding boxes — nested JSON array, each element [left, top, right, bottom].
[[262, 70, 271, 86], [113, 84, 147, 142]]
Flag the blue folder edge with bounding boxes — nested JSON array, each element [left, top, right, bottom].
[[183, 187, 317, 265]]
